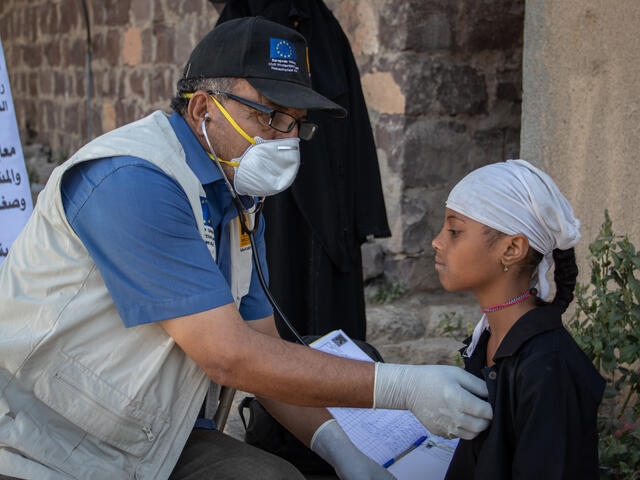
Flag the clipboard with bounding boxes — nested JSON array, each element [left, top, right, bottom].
[[311, 330, 458, 480]]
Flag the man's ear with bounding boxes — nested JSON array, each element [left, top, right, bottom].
[[501, 234, 530, 268], [185, 91, 210, 126]]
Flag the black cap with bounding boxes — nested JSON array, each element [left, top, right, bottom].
[[182, 17, 347, 117]]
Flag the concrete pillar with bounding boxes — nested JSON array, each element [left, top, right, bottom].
[[521, 0, 640, 278]]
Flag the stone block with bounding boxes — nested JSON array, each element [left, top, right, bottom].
[[398, 57, 487, 116], [58, 4, 78, 33], [47, 41, 61, 67], [141, 28, 154, 64], [174, 22, 194, 65], [331, 0, 379, 57], [105, 0, 132, 26], [64, 103, 80, 134], [53, 71, 65, 96], [380, 0, 455, 52], [27, 73, 37, 97], [361, 241, 385, 281], [69, 39, 86, 68], [459, 0, 524, 53], [23, 44, 42, 68], [373, 337, 461, 365], [101, 102, 117, 132], [131, 0, 152, 23], [436, 64, 487, 115], [360, 71, 405, 114], [400, 186, 448, 255], [123, 27, 143, 66], [75, 70, 86, 97], [153, 24, 174, 64], [372, 114, 406, 173], [366, 302, 426, 346], [25, 6, 37, 42], [400, 117, 472, 188], [383, 253, 441, 292], [38, 3, 53, 35], [93, 31, 120, 66], [149, 70, 169, 105], [128, 70, 145, 96]]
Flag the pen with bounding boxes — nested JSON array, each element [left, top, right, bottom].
[[383, 435, 428, 468]]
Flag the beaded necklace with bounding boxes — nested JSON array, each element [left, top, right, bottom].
[[481, 288, 535, 313]]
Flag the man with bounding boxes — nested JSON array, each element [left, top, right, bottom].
[[0, 18, 492, 480]]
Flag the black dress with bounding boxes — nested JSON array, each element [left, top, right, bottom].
[[216, 0, 390, 342], [445, 305, 605, 480]]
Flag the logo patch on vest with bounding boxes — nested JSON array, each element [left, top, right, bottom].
[[239, 213, 251, 251], [200, 197, 216, 258]]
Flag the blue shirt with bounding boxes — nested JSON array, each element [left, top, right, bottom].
[[61, 112, 273, 327]]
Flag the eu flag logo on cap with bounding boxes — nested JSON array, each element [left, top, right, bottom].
[[270, 38, 296, 60]]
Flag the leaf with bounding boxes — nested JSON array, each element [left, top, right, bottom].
[[628, 273, 640, 304]]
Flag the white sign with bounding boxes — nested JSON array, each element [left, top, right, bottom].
[[0, 37, 33, 265]]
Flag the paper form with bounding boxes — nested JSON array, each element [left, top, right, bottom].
[[311, 329, 459, 478], [388, 438, 456, 479]]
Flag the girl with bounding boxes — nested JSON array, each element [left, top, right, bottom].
[[433, 160, 605, 479]]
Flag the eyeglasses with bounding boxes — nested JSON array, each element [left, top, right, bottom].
[[208, 90, 318, 141]]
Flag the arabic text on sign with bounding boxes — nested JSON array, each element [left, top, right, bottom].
[[0, 196, 26, 211]]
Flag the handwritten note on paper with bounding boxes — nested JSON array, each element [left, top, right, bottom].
[[0, 37, 33, 265]]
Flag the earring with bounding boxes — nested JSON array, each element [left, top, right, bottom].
[[503, 264, 509, 272]]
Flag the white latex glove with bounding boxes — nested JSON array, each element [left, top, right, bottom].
[[373, 363, 493, 439], [311, 419, 396, 480]]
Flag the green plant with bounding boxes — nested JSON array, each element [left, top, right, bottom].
[[437, 311, 474, 367], [437, 311, 474, 338], [369, 281, 406, 304], [568, 210, 640, 479]]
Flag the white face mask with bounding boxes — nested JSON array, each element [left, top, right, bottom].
[[232, 136, 300, 197]]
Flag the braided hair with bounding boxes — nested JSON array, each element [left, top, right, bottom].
[[549, 248, 579, 313]]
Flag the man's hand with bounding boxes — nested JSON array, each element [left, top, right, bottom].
[[373, 363, 492, 439], [311, 419, 396, 480]]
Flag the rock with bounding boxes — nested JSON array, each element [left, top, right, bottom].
[[366, 301, 426, 345], [374, 337, 462, 365], [361, 241, 385, 281]]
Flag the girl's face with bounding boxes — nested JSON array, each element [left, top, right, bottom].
[[431, 208, 506, 293]]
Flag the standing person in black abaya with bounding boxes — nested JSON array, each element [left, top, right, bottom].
[[215, 0, 391, 342]]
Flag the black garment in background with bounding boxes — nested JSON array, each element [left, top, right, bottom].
[[445, 306, 605, 480], [216, 1, 390, 341]]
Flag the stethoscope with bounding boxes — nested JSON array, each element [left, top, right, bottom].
[[201, 116, 308, 346]]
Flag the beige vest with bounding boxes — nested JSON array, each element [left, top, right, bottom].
[[0, 111, 253, 479]]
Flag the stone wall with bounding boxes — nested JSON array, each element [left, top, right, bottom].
[[1, 0, 524, 296], [0, 0, 219, 156], [326, 0, 524, 291]]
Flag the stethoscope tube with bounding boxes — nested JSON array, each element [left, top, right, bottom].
[[233, 199, 308, 347]]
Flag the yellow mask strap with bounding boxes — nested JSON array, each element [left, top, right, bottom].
[[182, 92, 257, 146], [206, 151, 239, 168], [182, 93, 246, 167]]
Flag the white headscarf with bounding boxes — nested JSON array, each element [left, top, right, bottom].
[[445, 159, 581, 356]]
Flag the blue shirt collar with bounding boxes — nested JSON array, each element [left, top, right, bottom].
[[169, 112, 223, 186]]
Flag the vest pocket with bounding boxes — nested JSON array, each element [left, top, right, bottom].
[[33, 352, 168, 458]]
